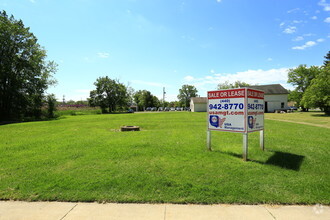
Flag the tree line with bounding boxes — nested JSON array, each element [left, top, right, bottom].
[[87, 76, 199, 112]]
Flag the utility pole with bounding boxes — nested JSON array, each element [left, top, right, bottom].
[[62, 95, 65, 104], [163, 87, 166, 108]]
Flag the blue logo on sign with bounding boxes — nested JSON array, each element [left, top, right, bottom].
[[209, 115, 219, 128], [248, 116, 254, 129]]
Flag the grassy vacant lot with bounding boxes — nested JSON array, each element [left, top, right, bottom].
[[0, 112, 329, 204], [266, 111, 330, 128]]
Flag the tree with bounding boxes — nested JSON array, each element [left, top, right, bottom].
[[288, 90, 303, 107], [134, 90, 159, 110], [177, 85, 198, 107], [46, 94, 57, 118], [324, 51, 330, 66], [127, 86, 135, 106], [0, 11, 57, 121], [301, 66, 330, 115], [217, 81, 250, 90], [287, 65, 320, 111], [89, 76, 128, 113]]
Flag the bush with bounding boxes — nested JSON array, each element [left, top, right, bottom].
[[46, 94, 57, 118]]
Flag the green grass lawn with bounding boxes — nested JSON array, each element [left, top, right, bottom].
[[0, 112, 329, 204], [265, 111, 330, 128]]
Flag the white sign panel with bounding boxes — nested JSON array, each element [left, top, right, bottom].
[[247, 89, 264, 132], [207, 88, 264, 133]]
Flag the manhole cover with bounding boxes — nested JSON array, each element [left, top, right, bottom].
[[120, 126, 140, 131]]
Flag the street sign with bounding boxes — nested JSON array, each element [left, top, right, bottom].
[[207, 88, 265, 160]]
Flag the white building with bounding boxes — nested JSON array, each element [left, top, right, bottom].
[[190, 97, 207, 112], [190, 84, 289, 113], [247, 84, 289, 113]]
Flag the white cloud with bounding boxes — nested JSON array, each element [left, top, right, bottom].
[[317, 38, 325, 42], [267, 58, 273, 61], [210, 69, 215, 74], [283, 26, 297, 34], [182, 68, 291, 96], [319, 0, 330, 11], [311, 16, 318, 20], [97, 52, 110, 58], [293, 36, 304, 41], [292, 41, 316, 50], [29, 0, 36, 3], [287, 8, 300, 13], [324, 17, 330, 23], [279, 22, 285, 27], [303, 33, 312, 36], [292, 20, 303, 24], [216, 0, 222, 2]]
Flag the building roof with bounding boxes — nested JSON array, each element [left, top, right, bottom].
[[247, 84, 289, 95], [191, 97, 207, 104]]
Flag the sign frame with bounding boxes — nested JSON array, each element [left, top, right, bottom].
[[206, 88, 265, 161]]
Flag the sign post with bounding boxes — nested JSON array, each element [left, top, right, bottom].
[[207, 88, 265, 161]]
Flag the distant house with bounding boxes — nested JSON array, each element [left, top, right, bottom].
[[247, 84, 289, 113], [190, 97, 207, 112], [190, 84, 289, 113]]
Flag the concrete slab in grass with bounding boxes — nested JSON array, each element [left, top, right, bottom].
[[64, 203, 165, 220], [0, 201, 77, 220]]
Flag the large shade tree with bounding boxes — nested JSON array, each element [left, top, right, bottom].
[[287, 65, 320, 111], [89, 76, 128, 112], [301, 66, 330, 115], [134, 90, 159, 110], [177, 84, 198, 107], [0, 11, 57, 121]]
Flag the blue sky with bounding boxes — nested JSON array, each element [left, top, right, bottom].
[[1, 0, 329, 101]]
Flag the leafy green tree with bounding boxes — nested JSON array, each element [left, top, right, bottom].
[[287, 65, 321, 111], [46, 94, 57, 118], [301, 66, 330, 115], [134, 90, 159, 110], [169, 101, 181, 107], [177, 84, 198, 107], [217, 81, 250, 90], [89, 76, 128, 113], [288, 90, 303, 107], [324, 51, 330, 66], [0, 11, 57, 121]]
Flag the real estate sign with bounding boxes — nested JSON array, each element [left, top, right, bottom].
[[207, 88, 265, 160], [246, 89, 264, 132], [207, 88, 264, 133]]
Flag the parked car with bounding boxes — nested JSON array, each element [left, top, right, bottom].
[[176, 107, 182, 111], [146, 107, 152, 111], [170, 107, 175, 111], [151, 107, 157, 111], [127, 109, 134, 113], [158, 107, 163, 111], [289, 106, 298, 110], [164, 107, 170, 111]]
